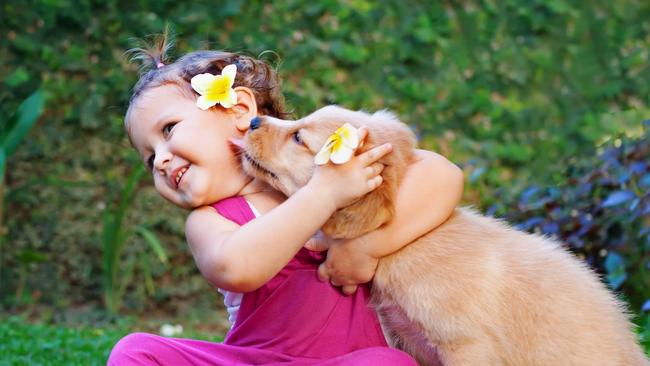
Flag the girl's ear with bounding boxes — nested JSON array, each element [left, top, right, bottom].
[[231, 86, 258, 132]]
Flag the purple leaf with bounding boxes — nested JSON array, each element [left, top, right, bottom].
[[542, 221, 560, 235], [629, 161, 646, 175], [602, 190, 635, 207]]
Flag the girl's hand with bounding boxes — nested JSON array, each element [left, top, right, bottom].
[[306, 126, 392, 210], [304, 230, 331, 251], [312, 236, 378, 295]]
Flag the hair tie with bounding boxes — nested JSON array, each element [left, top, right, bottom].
[[156, 62, 165, 69]]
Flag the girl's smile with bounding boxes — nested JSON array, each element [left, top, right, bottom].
[[171, 164, 190, 189], [127, 84, 257, 209]]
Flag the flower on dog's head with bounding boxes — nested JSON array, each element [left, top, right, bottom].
[[314, 123, 360, 165], [190, 64, 238, 110]]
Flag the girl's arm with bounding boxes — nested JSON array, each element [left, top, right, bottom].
[[185, 139, 392, 293], [316, 149, 464, 294]]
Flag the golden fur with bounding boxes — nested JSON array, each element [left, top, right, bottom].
[[241, 105, 649, 366]]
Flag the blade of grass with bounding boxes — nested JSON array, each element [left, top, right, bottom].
[[118, 255, 136, 303], [102, 204, 117, 312], [0, 148, 5, 245], [0, 149, 5, 185], [102, 164, 146, 313], [2, 89, 45, 156], [140, 252, 155, 296], [135, 225, 168, 264]]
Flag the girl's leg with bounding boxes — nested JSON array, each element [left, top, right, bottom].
[[262, 347, 419, 366], [107, 332, 238, 365], [107, 332, 294, 366], [318, 347, 419, 366], [108, 333, 419, 366]]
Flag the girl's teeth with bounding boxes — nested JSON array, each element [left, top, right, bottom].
[[175, 167, 188, 185]]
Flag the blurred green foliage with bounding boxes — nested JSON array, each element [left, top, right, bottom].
[[488, 127, 649, 312], [1, 0, 648, 326]]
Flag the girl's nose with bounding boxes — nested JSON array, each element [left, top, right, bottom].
[[153, 148, 172, 173], [250, 116, 261, 130]]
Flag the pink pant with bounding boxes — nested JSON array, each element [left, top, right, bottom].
[[107, 332, 417, 365]]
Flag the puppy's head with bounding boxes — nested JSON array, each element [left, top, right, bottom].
[[242, 105, 416, 239]]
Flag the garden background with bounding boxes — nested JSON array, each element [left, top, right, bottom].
[[1, 0, 649, 364]]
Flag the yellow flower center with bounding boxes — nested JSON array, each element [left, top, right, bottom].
[[314, 123, 360, 165], [331, 135, 343, 152], [206, 76, 231, 101]]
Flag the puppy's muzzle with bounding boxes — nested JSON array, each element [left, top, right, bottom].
[[250, 116, 262, 130]]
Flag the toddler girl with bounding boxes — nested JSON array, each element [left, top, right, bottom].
[[108, 35, 462, 365]]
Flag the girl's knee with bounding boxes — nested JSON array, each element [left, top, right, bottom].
[[107, 332, 166, 365]]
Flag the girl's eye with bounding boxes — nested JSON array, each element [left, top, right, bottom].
[[292, 131, 303, 145], [162, 122, 177, 136]]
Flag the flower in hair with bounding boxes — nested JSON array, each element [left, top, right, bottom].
[[314, 123, 360, 165], [190, 64, 238, 110]]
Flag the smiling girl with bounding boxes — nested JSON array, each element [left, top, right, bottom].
[[107, 33, 462, 365]]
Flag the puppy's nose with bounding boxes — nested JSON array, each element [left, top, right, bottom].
[[250, 116, 261, 130]]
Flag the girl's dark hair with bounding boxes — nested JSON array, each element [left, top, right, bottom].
[[125, 29, 287, 126]]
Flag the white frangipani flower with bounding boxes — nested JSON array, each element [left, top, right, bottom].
[[190, 64, 238, 110], [314, 123, 360, 165]]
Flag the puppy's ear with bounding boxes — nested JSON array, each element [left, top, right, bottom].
[[322, 170, 396, 239], [321, 110, 416, 239]]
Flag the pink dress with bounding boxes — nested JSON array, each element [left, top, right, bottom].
[[107, 196, 417, 365]]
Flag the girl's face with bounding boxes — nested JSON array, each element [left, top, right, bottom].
[[128, 84, 254, 209]]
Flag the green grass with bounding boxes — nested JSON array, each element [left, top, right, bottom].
[[0, 317, 124, 366], [1, 315, 647, 365], [0, 316, 224, 366]]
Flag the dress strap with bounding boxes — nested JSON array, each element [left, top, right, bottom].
[[211, 196, 256, 225]]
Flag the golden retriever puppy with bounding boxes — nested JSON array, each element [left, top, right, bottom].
[[240, 105, 649, 366]]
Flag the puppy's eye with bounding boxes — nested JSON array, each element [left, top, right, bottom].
[[292, 131, 303, 145]]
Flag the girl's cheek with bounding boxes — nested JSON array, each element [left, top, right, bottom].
[[153, 177, 167, 196]]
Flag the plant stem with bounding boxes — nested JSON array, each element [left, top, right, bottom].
[[0, 149, 5, 244], [0, 173, 5, 248]]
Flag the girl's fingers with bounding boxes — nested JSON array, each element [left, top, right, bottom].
[[305, 238, 329, 252], [359, 143, 392, 165], [357, 126, 369, 145], [368, 175, 383, 190], [317, 263, 330, 282], [341, 285, 358, 296], [365, 163, 385, 178]]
